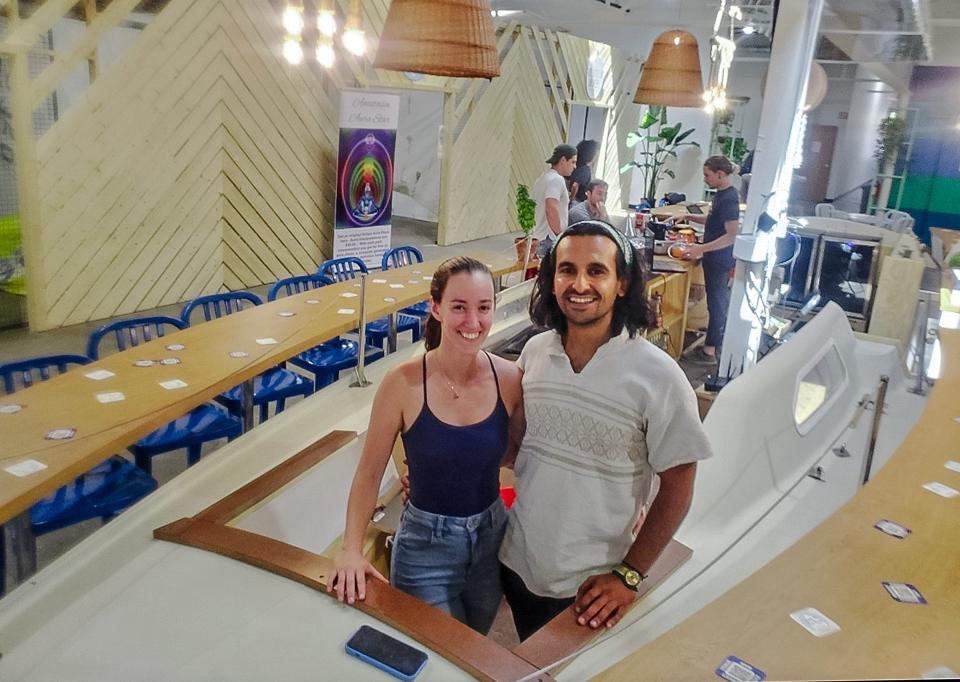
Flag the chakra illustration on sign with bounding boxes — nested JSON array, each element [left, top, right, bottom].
[[338, 130, 394, 228]]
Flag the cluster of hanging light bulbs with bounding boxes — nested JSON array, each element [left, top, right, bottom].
[[703, 1, 742, 113], [282, 0, 366, 67]]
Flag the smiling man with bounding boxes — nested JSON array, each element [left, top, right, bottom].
[[499, 220, 713, 640]]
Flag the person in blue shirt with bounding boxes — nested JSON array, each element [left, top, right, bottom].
[[676, 155, 741, 363]]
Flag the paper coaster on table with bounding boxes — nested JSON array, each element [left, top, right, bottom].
[[134, 359, 155, 368], [84, 369, 115, 381], [5, 459, 48, 477], [882, 581, 927, 604], [874, 519, 911, 539], [0, 403, 23, 415], [341, 292, 358, 298], [789, 607, 840, 637], [408, 280, 419, 284], [165, 343, 186, 351], [412, 270, 422, 275], [715, 655, 765, 681], [422, 276, 432, 281], [229, 351, 249, 359], [389, 284, 404, 289], [306, 299, 320, 304], [160, 357, 181, 365], [337, 308, 356, 315], [922, 481, 959, 498], [45, 428, 77, 440], [159, 379, 188, 390], [372, 278, 387, 284], [383, 297, 397, 303], [255, 338, 278, 346], [944, 460, 960, 473], [96, 391, 126, 404], [277, 311, 296, 317]]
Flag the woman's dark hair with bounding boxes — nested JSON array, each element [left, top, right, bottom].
[[704, 154, 736, 175], [424, 256, 494, 351], [529, 220, 650, 338], [575, 139, 599, 166]]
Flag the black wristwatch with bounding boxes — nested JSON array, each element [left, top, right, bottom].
[[611, 562, 646, 591]]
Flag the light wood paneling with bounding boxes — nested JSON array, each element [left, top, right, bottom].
[[25, 0, 640, 328]]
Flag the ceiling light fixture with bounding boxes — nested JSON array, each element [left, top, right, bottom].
[[634, 30, 704, 108], [703, 1, 742, 113], [282, 0, 366, 67]]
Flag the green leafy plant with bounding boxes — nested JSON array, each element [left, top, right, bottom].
[[874, 115, 907, 173], [716, 136, 748, 166], [516, 184, 536, 236], [620, 105, 699, 203]]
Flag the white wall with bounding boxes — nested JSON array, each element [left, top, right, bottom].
[[825, 66, 897, 211], [391, 90, 442, 223]]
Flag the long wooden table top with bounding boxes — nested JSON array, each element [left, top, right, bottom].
[[0, 251, 519, 526], [594, 324, 960, 678]]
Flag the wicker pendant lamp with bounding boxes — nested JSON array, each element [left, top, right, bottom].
[[373, 0, 500, 78], [634, 30, 704, 108]]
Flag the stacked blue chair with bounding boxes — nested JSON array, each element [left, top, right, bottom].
[[318, 256, 422, 351], [180, 292, 313, 422], [87, 316, 242, 475], [0, 355, 158, 536], [267, 274, 384, 390], [381, 245, 431, 319]]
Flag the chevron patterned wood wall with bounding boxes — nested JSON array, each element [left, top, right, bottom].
[[16, 0, 641, 330]]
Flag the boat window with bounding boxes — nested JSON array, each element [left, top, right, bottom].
[[794, 342, 847, 433]]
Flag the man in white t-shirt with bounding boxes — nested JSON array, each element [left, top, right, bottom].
[[532, 144, 577, 257], [499, 219, 713, 640]]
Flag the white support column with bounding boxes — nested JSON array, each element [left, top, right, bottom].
[[717, 0, 825, 381]]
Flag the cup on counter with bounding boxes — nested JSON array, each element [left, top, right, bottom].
[[677, 228, 696, 244], [667, 243, 687, 260]]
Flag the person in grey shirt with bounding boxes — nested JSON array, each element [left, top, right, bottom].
[[568, 179, 609, 224]]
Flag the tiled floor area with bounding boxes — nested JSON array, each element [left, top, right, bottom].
[[1, 218, 712, 598]]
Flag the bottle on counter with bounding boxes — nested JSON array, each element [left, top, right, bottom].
[[651, 291, 663, 329]]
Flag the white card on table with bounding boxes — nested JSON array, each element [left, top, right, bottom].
[[0, 403, 23, 414], [255, 338, 278, 345], [84, 369, 115, 381], [341, 292, 358, 298], [789, 607, 840, 637], [159, 379, 188, 390], [306, 299, 320, 304], [389, 283, 404, 289], [944, 460, 960, 473], [6, 459, 48, 477], [134, 359, 155, 367], [165, 343, 186, 351], [372, 278, 387, 284], [922, 482, 959, 498], [383, 297, 397, 303], [277, 311, 296, 317], [229, 351, 249, 359], [337, 308, 356, 315], [96, 391, 126, 403]]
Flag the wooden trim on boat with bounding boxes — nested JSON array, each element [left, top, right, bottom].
[[155, 430, 693, 681]]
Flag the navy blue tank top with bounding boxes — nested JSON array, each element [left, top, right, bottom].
[[402, 352, 509, 517]]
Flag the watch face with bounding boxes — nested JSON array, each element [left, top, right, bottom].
[[624, 569, 641, 586]]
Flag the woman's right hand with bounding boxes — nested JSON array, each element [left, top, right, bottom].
[[328, 548, 388, 604]]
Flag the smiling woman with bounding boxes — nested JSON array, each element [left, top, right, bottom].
[[330, 256, 524, 634]]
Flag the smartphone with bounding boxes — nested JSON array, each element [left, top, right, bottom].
[[686, 203, 704, 215], [345, 625, 428, 681]]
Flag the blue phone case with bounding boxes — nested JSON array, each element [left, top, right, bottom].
[[344, 626, 428, 681]]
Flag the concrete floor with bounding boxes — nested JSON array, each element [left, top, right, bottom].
[[1, 218, 711, 597]]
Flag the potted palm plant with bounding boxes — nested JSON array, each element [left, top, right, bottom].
[[621, 105, 699, 205], [515, 184, 538, 270]]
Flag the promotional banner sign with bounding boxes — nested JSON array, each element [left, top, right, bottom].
[[334, 90, 400, 266]]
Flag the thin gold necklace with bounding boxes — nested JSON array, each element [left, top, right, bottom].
[[434, 352, 473, 400]]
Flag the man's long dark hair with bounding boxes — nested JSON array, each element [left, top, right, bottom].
[[529, 221, 651, 338]]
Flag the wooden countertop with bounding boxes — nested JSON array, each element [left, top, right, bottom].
[[0, 251, 519, 525], [594, 326, 960, 679]]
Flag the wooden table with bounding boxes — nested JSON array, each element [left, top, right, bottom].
[[594, 317, 960, 678], [0, 251, 518, 536], [645, 256, 695, 360]]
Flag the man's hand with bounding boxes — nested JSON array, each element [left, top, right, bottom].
[[400, 471, 410, 503], [573, 573, 638, 629]]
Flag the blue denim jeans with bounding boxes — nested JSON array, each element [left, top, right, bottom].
[[390, 498, 507, 634], [702, 253, 733, 350]]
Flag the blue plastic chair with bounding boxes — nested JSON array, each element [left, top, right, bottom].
[[381, 246, 431, 318], [267, 274, 384, 390], [318, 257, 423, 350], [180, 292, 313, 422], [0, 355, 158, 536], [87, 316, 242, 475]]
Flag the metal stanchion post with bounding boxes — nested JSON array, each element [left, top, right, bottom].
[[861, 375, 889, 486], [909, 296, 929, 396], [8, 511, 37, 585], [352, 273, 373, 387], [241, 379, 255, 432], [387, 312, 398, 354]]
